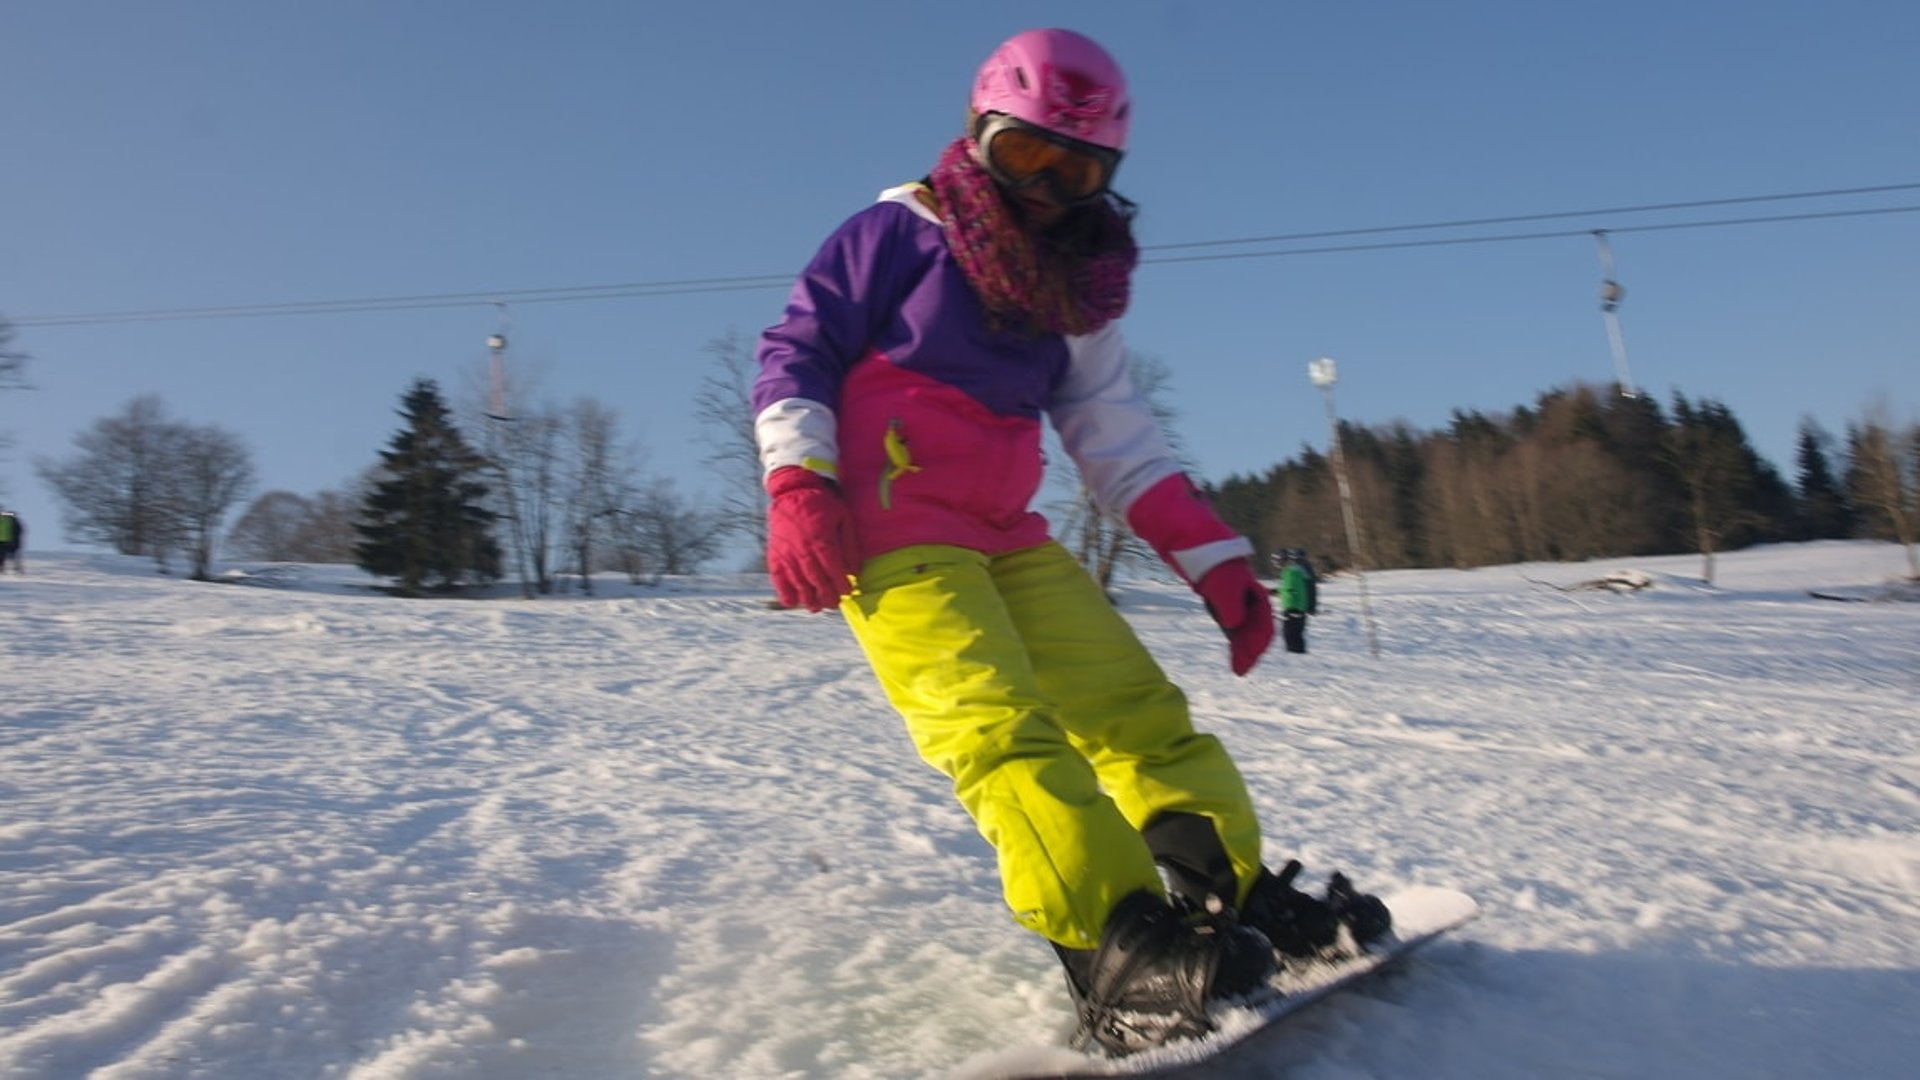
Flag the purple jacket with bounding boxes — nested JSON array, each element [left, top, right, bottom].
[[754, 183, 1243, 577]]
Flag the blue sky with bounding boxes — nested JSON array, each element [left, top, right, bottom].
[[4, 1, 1916, 557]]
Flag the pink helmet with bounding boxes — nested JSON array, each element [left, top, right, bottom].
[[970, 28, 1130, 151]]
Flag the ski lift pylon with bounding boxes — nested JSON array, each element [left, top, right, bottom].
[[1591, 231, 1638, 398]]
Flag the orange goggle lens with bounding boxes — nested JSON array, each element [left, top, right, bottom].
[[984, 124, 1116, 200]]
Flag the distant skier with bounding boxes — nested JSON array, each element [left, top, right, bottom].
[[751, 27, 1387, 1056], [1275, 548, 1313, 654], [0, 510, 21, 574]]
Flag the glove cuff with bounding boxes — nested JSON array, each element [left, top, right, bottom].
[[1126, 473, 1253, 586], [767, 464, 835, 498]]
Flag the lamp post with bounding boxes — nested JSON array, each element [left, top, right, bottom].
[[485, 301, 512, 422], [483, 306, 531, 596], [1308, 358, 1381, 658]]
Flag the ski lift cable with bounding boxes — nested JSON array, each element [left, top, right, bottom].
[[1137, 203, 1920, 266], [1143, 181, 1920, 252], [9, 276, 797, 327], [10, 197, 1919, 328]]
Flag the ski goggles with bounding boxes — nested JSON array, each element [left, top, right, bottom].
[[975, 113, 1122, 204]]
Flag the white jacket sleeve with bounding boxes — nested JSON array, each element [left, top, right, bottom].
[[1046, 322, 1183, 516], [754, 397, 840, 481]]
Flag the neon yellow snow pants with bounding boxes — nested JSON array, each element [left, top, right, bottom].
[[841, 542, 1263, 948]]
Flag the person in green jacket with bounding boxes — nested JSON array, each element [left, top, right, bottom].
[[1275, 548, 1311, 654], [0, 511, 21, 575]]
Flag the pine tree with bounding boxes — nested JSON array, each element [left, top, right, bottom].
[[1662, 393, 1790, 583], [1792, 418, 1854, 540], [354, 379, 502, 595]]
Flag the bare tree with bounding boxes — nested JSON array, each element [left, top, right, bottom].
[[619, 478, 723, 578], [485, 405, 564, 596], [172, 423, 256, 580], [296, 488, 366, 563], [461, 351, 563, 596], [561, 397, 636, 594], [35, 396, 254, 576], [463, 342, 656, 595], [0, 318, 27, 487], [0, 318, 25, 392], [693, 329, 768, 567], [1846, 406, 1920, 579], [230, 480, 374, 564], [229, 490, 312, 561], [36, 395, 187, 569]]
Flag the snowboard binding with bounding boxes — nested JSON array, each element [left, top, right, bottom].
[[1242, 859, 1394, 962], [1056, 890, 1273, 1057]]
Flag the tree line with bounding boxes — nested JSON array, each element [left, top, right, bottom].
[[14, 308, 1918, 591], [1209, 382, 1920, 583], [30, 376, 725, 593]]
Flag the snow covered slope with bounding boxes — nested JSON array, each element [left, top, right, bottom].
[[2, 542, 1915, 1078]]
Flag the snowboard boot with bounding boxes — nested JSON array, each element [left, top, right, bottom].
[[1141, 811, 1240, 916], [1056, 890, 1274, 1057]]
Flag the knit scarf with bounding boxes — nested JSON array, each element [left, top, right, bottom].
[[926, 137, 1137, 337]]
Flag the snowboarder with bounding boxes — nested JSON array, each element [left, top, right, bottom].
[[751, 28, 1388, 1056], [0, 510, 21, 574], [1275, 549, 1312, 654]]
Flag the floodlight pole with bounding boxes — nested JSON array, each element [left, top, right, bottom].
[[484, 310, 533, 597], [486, 301, 512, 422], [1308, 358, 1381, 658]]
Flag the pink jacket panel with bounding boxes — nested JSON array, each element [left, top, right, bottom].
[[838, 352, 1051, 557]]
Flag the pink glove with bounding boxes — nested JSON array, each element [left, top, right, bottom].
[[1127, 472, 1272, 676], [1196, 559, 1275, 676], [766, 466, 861, 612]]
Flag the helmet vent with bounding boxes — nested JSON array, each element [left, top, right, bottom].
[[1014, 66, 1030, 90]]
